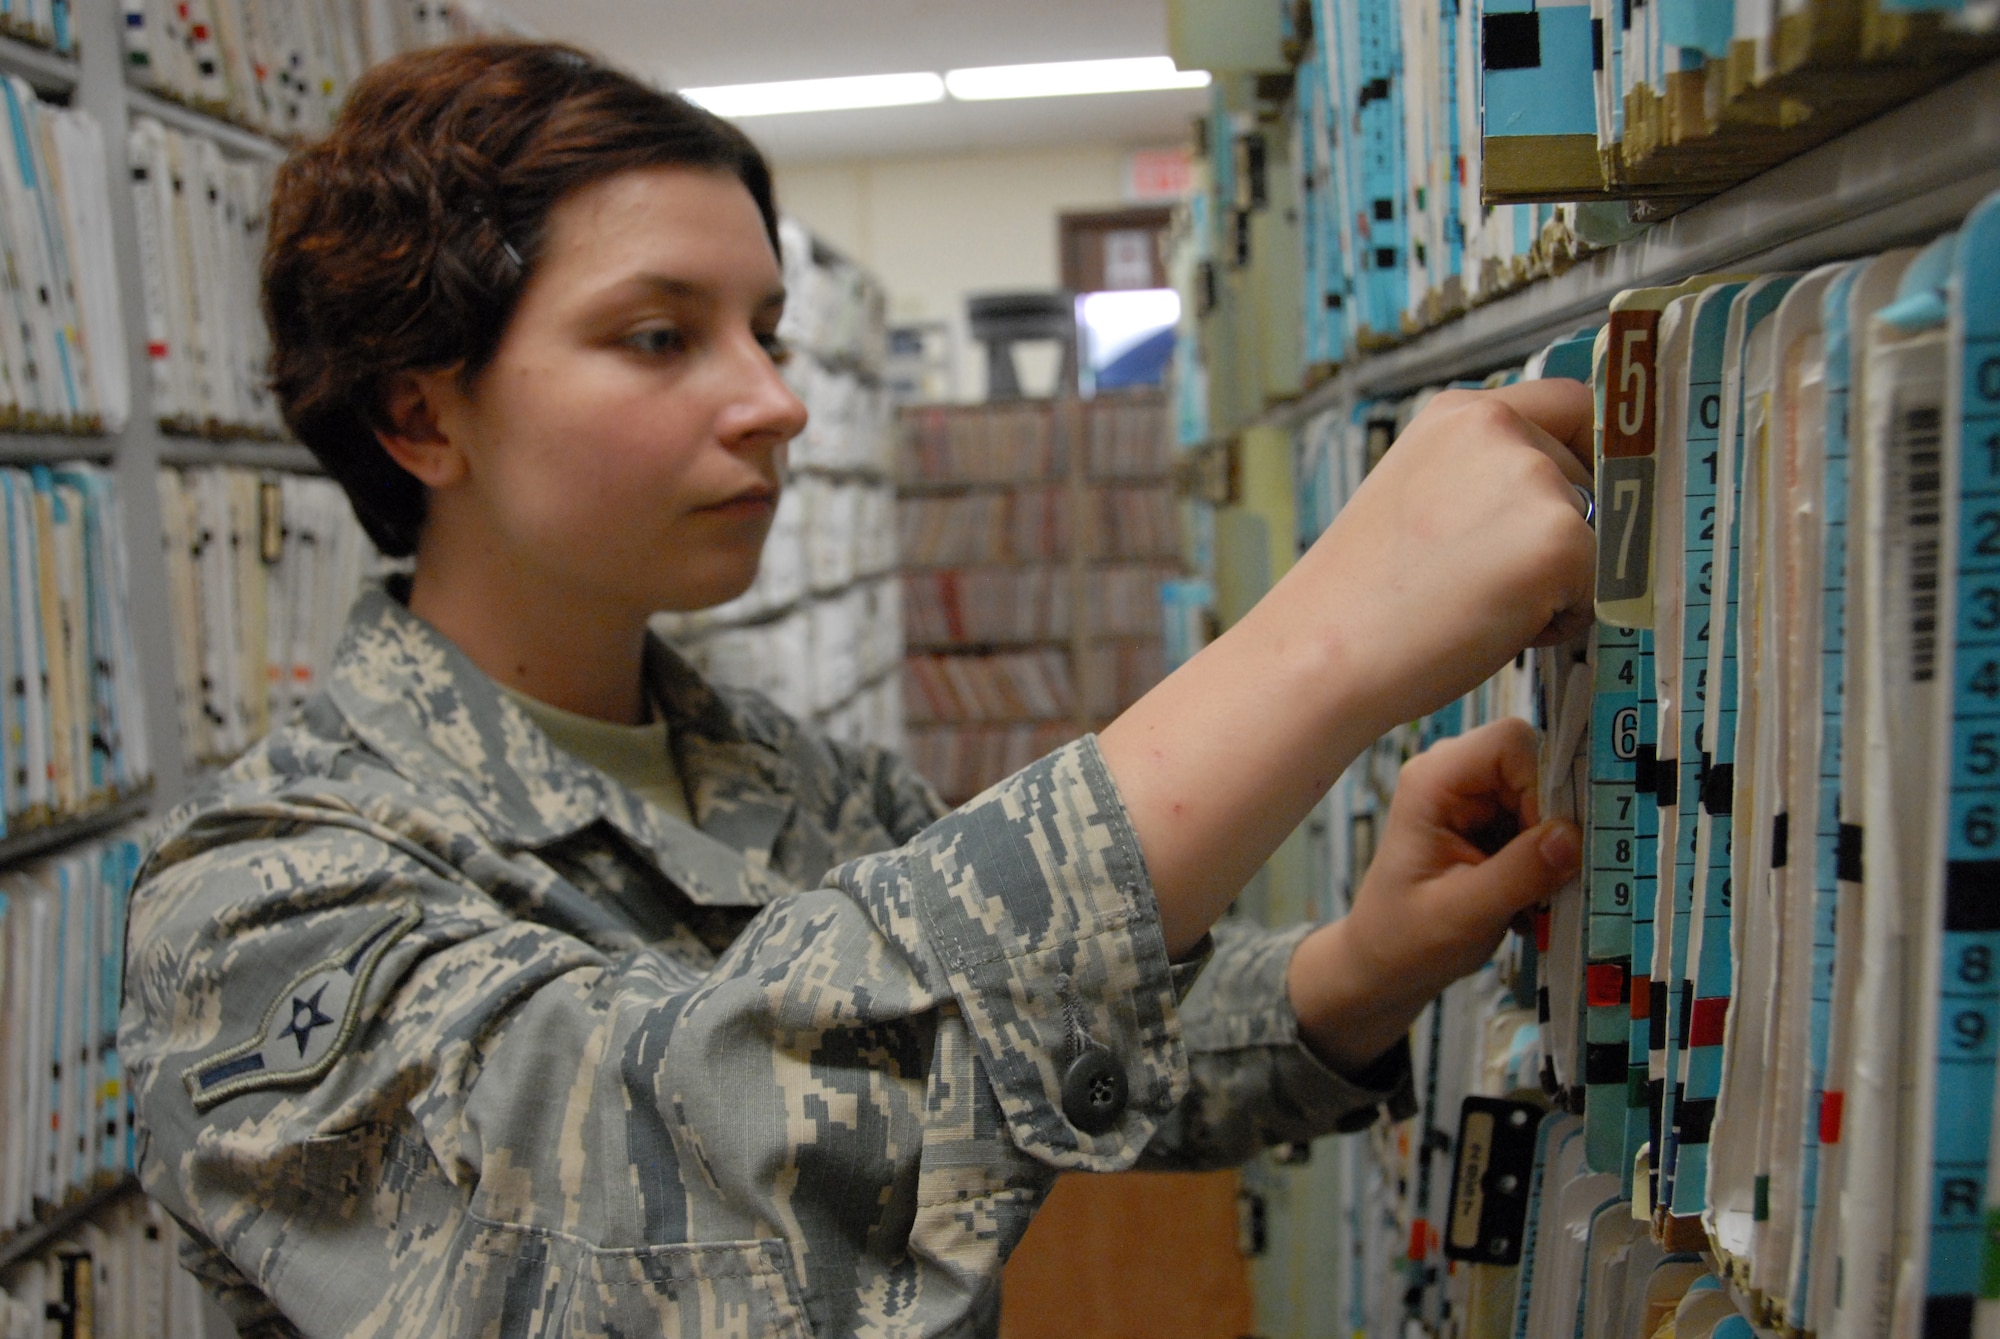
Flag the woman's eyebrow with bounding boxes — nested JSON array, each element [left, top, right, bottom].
[[621, 274, 705, 302], [590, 275, 787, 313]]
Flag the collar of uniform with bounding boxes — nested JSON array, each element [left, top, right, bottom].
[[325, 582, 796, 906]]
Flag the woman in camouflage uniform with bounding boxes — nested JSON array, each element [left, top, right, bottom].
[[119, 40, 1597, 1338]]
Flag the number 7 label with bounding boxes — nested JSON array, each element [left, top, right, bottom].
[[1598, 460, 1656, 606]]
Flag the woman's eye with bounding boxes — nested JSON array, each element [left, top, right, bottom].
[[625, 327, 688, 356]]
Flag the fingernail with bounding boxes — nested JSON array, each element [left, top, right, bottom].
[[1539, 821, 1581, 870]]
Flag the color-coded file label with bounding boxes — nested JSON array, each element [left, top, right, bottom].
[[1933, 203, 2000, 1338]]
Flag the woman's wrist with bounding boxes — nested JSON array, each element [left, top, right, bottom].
[[1286, 919, 1427, 1080]]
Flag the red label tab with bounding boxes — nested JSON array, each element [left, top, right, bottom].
[[1819, 1091, 1845, 1144], [1408, 1218, 1429, 1262], [1630, 974, 1651, 1019], [1687, 996, 1729, 1048], [1587, 963, 1627, 1007]]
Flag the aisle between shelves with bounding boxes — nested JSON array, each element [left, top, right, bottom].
[[1293, 184, 2000, 1339]]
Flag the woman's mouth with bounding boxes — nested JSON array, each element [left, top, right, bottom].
[[700, 487, 778, 517]]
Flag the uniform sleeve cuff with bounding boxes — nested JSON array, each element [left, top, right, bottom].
[[1182, 919, 1417, 1134], [838, 735, 1186, 1170]]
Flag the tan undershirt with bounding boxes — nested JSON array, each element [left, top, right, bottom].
[[499, 684, 695, 827]]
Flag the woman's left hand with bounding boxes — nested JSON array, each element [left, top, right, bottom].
[[1285, 717, 1581, 1077]]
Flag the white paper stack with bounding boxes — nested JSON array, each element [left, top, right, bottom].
[[1, 464, 150, 835], [127, 116, 280, 439], [0, 832, 143, 1236], [156, 465, 381, 766], [0, 84, 130, 434]]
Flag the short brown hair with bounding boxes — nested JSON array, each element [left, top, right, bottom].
[[263, 39, 780, 556]]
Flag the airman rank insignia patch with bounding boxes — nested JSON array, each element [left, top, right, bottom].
[[184, 902, 422, 1112]]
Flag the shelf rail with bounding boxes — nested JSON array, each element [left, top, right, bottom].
[[0, 1176, 145, 1277], [124, 82, 288, 162], [0, 31, 76, 97], [0, 792, 152, 872], [1268, 58, 2000, 414]]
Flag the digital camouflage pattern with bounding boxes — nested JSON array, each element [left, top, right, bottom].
[[119, 584, 1413, 1338]]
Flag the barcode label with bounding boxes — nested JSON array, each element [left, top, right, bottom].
[[1905, 400, 1944, 682]]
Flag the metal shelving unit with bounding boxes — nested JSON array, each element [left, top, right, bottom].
[[0, 430, 111, 463], [1270, 58, 2000, 413], [0, 10, 320, 1312], [1181, 42, 2000, 1339], [155, 437, 319, 472]]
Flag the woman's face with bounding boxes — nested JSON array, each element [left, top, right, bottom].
[[424, 164, 807, 616]]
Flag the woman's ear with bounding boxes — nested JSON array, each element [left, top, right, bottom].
[[375, 369, 470, 488]]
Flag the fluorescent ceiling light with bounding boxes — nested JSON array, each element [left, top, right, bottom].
[[681, 72, 945, 118], [944, 57, 1211, 102]]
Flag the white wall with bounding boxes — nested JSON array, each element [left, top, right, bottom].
[[776, 145, 1132, 401]]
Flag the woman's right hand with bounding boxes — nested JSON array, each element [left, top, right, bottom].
[[1100, 378, 1597, 959], [1276, 378, 1598, 737]]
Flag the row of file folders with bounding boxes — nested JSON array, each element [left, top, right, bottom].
[[1309, 185, 2000, 1338], [0, 69, 328, 439], [902, 641, 1169, 726], [900, 563, 1178, 647], [0, 827, 214, 1337], [121, 0, 475, 142], [1277, 0, 1996, 370], [1, 461, 381, 842], [0, 831, 143, 1242], [897, 394, 1175, 487], [158, 466, 383, 767], [897, 484, 1182, 568], [0, 463, 149, 837], [2, 1193, 214, 1339], [0, 69, 279, 438]]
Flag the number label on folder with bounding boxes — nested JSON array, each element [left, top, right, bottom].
[[1599, 310, 1663, 625], [1445, 1096, 1546, 1265]]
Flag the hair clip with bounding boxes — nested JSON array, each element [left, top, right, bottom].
[[468, 199, 525, 272]]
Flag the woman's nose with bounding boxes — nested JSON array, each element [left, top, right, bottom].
[[718, 337, 809, 450]]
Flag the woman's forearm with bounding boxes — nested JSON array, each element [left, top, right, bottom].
[[1100, 380, 1599, 960], [1098, 564, 1387, 959]]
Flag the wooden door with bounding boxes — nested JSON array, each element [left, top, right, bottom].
[[1060, 207, 1173, 293], [1000, 1170, 1252, 1338]]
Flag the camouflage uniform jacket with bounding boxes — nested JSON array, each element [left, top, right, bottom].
[[120, 585, 1414, 1338]]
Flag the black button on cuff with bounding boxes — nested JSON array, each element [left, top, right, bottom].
[[1061, 1046, 1128, 1135]]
